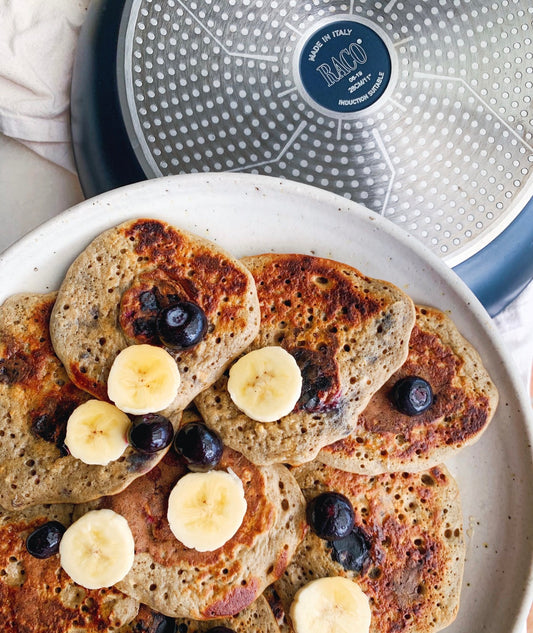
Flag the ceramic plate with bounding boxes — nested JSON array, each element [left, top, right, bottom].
[[1, 173, 532, 632]]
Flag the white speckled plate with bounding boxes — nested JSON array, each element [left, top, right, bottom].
[[1, 173, 531, 632]]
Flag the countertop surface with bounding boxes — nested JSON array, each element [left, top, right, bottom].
[[0, 133, 84, 254]]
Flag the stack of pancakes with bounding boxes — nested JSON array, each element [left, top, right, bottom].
[[0, 218, 498, 633]]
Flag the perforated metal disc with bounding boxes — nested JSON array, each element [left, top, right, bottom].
[[117, 0, 533, 266]]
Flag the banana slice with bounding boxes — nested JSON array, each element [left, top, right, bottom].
[[167, 469, 247, 552], [59, 509, 135, 590], [227, 346, 302, 422], [64, 399, 130, 465], [290, 577, 371, 633], [107, 344, 180, 415]]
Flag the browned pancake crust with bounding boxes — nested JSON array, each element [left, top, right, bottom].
[[0, 504, 138, 633], [319, 305, 499, 474], [196, 253, 415, 465], [274, 461, 465, 633], [78, 448, 307, 619], [0, 293, 167, 510], [121, 596, 280, 633], [50, 219, 260, 414]]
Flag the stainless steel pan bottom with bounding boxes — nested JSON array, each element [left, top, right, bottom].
[[70, 0, 533, 315], [117, 0, 533, 267]]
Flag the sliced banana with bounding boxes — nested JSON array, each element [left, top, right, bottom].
[[107, 344, 180, 415], [227, 346, 302, 422], [59, 509, 135, 590], [64, 399, 130, 465], [290, 577, 372, 633], [167, 469, 247, 552]]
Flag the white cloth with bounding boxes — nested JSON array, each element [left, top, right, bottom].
[[0, 0, 90, 172], [494, 280, 533, 397]]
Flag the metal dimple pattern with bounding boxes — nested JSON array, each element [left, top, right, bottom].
[[121, 0, 533, 265]]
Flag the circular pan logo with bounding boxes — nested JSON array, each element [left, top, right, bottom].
[[297, 18, 394, 116]]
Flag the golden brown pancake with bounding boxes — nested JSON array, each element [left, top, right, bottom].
[[195, 253, 416, 465], [319, 305, 499, 474], [50, 218, 260, 416], [121, 596, 280, 633], [0, 503, 138, 633], [0, 293, 165, 510], [273, 460, 465, 633], [76, 447, 307, 620]]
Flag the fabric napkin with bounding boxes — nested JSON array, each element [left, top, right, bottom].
[[0, 0, 90, 172], [493, 280, 533, 399]]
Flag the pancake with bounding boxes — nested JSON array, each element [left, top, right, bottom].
[[318, 304, 499, 474], [0, 503, 139, 633], [0, 293, 166, 510], [273, 460, 465, 633], [195, 253, 416, 465], [121, 595, 280, 633], [50, 218, 260, 415], [76, 447, 307, 619]]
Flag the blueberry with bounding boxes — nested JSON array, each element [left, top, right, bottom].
[[30, 400, 78, 451], [291, 347, 336, 412], [139, 289, 160, 312], [128, 414, 174, 454], [154, 614, 177, 633], [329, 527, 371, 573], [174, 421, 223, 471], [156, 301, 208, 350], [391, 376, 433, 416], [306, 492, 355, 540], [26, 521, 66, 559]]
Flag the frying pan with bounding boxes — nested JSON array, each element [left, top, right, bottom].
[[70, 0, 533, 316]]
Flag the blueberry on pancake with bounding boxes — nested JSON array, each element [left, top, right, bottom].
[[75, 446, 307, 620], [272, 460, 465, 633], [195, 253, 416, 465], [319, 305, 499, 474], [50, 219, 260, 417], [0, 503, 139, 632], [0, 293, 165, 510]]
